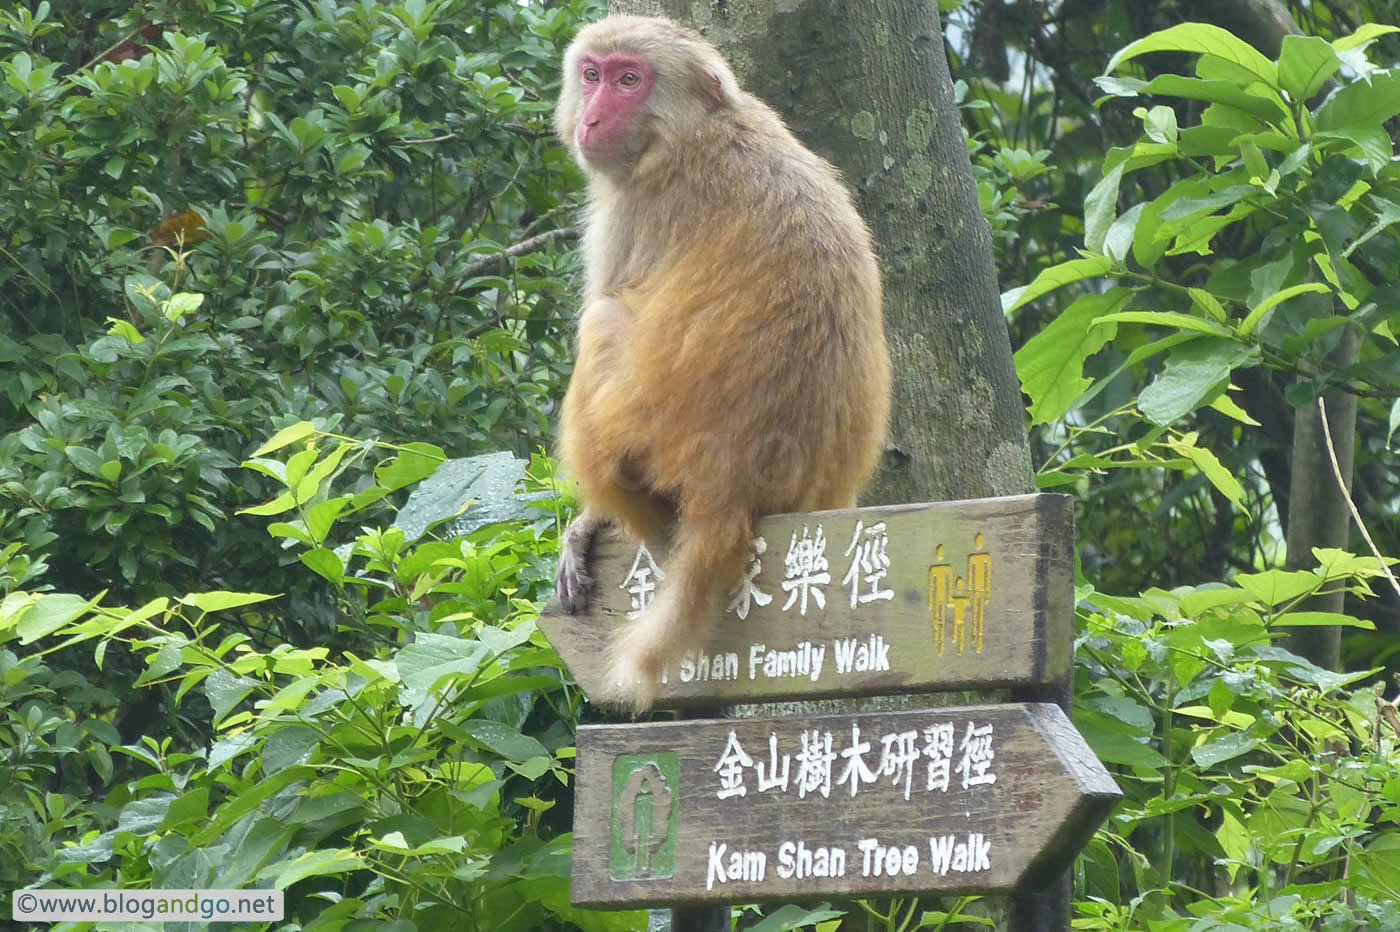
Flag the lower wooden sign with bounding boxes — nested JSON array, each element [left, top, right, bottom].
[[570, 702, 1121, 908]]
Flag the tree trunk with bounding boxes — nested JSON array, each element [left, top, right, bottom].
[[606, 0, 1038, 926], [1283, 327, 1361, 670], [611, 0, 1032, 504]]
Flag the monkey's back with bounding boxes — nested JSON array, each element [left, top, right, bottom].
[[609, 103, 891, 515]]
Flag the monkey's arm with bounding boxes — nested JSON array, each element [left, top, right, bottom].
[[556, 509, 608, 613]]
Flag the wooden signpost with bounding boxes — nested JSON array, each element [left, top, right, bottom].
[[539, 492, 1121, 918], [540, 494, 1076, 706], [572, 703, 1118, 906]]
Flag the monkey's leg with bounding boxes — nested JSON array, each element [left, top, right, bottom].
[[610, 510, 752, 710], [556, 510, 606, 613]]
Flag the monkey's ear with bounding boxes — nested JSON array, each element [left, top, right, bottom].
[[700, 70, 729, 112]]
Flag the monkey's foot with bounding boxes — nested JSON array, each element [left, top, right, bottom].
[[555, 544, 594, 613], [555, 515, 602, 612]]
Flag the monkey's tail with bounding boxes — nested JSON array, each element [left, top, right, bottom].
[[608, 511, 753, 712]]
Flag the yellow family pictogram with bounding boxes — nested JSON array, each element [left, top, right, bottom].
[[928, 533, 992, 653]]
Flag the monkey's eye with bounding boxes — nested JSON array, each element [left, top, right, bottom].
[[619, 70, 640, 87], [582, 66, 600, 83]]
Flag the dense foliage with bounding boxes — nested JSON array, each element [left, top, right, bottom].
[[1, 1, 1398, 930], [0, 0, 585, 606]]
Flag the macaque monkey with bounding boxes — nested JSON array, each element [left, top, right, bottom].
[[553, 15, 891, 711]]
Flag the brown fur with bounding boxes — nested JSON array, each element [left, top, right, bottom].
[[554, 15, 891, 710]]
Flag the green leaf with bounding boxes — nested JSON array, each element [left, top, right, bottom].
[[1317, 70, 1400, 133], [1237, 282, 1331, 335], [1142, 105, 1178, 143], [205, 669, 259, 724], [1001, 256, 1114, 314], [1388, 398, 1400, 446], [1084, 161, 1124, 254], [179, 591, 278, 614], [458, 719, 550, 763], [1106, 23, 1278, 89], [1135, 176, 1209, 267], [1103, 202, 1145, 264], [164, 292, 204, 322], [1014, 288, 1127, 425], [1137, 338, 1256, 425], [331, 83, 360, 111], [376, 442, 445, 491], [300, 547, 345, 583], [1093, 310, 1232, 337], [1239, 141, 1269, 182], [251, 421, 317, 456], [747, 906, 847, 932], [1167, 434, 1245, 509], [270, 848, 362, 887], [117, 796, 173, 835], [239, 490, 297, 517], [305, 497, 350, 544], [1075, 711, 1171, 768], [105, 317, 145, 343], [15, 593, 102, 643], [160, 787, 210, 831], [1315, 125, 1393, 174], [1235, 569, 1322, 607], [1192, 732, 1261, 769], [1278, 35, 1341, 102], [265, 521, 312, 545], [1135, 74, 1288, 121], [1178, 586, 1251, 616], [64, 445, 107, 478], [394, 451, 530, 541], [1190, 288, 1228, 323], [1269, 610, 1374, 629], [1209, 392, 1260, 425], [1332, 24, 1400, 53]]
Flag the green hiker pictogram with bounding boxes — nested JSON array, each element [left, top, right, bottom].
[[610, 752, 679, 880]]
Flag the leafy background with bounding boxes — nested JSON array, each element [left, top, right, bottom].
[[2, 0, 1399, 930]]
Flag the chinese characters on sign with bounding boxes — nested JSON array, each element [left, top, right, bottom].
[[696, 714, 1001, 891], [711, 718, 998, 804], [614, 522, 992, 657]]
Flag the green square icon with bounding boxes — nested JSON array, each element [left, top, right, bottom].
[[610, 751, 679, 880]]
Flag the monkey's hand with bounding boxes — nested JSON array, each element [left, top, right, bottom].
[[556, 512, 605, 613]]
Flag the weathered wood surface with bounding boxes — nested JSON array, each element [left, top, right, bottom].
[[570, 702, 1120, 908], [540, 493, 1073, 707]]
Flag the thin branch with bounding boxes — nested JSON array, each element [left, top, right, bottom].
[[1318, 395, 1400, 599], [80, 26, 143, 72], [397, 133, 456, 145], [446, 226, 578, 293]]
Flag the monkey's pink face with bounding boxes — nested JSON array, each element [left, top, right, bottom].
[[574, 53, 655, 163]]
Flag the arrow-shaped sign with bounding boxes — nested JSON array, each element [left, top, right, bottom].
[[569, 702, 1121, 907], [540, 493, 1073, 707]]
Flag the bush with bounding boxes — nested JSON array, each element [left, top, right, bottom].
[[0, 0, 595, 606]]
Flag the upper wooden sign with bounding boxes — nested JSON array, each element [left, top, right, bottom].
[[570, 702, 1121, 907], [539, 493, 1073, 707]]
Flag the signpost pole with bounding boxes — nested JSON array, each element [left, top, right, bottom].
[[671, 704, 731, 932], [1009, 680, 1074, 931]]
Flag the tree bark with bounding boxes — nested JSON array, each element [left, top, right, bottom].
[[606, 0, 1038, 926], [611, 0, 1033, 504], [1283, 327, 1361, 671]]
